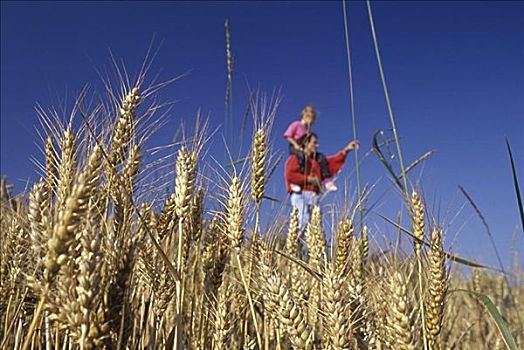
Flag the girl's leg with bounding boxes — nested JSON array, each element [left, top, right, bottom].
[[316, 152, 331, 179], [290, 144, 306, 174]]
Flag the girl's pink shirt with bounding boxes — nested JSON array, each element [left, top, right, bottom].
[[283, 120, 308, 141]]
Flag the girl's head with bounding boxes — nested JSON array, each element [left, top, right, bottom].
[[301, 104, 317, 125]]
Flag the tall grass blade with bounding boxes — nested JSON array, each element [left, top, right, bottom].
[[266, 153, 283, 181], [342, 0, 363, 229], [366, 0, 409, 193], [400, 150, 434, 179], [505, 138, 524, 240], [373, 130, 404, 191], [459, 185, 524, 329], [458, 185, 507, 275], [379, 214, 501, 271], [455, 290, 518, 350]]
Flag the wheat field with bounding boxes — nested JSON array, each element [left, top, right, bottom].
[[0, 72, 522, 350]]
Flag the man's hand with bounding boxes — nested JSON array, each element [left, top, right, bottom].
[[344, 140, 359, 153], [307, 175, 321, 188]]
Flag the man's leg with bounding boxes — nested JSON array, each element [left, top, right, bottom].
[[310, 192, 319, 207], [299, 192, 318, 257], [290, 192, 308, 232], [303, 191, 318, 225]]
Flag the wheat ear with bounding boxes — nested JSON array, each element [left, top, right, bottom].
[[213, 279, 233, 350], [335, 219, 353, 277], [57, 127, 77, 209], [173, 146, 197, 347], [73, 210, 107, 349], [157, 193, 177, 242], [28, 180, 50, 262], [225, 176, 245, 251], [44, 144, 102, 280], [251, 128, 266, 205], [412, 191, 425, 253], [45, 136, 57, 193], [23, 145, 101, 350], [351, 238, 364, 286], [287, 208, 308, 313], [425, 228, 448, 350], [286, 207, 300, 257], [304, 206, 325, 330], [412, 190, 429, 350], [323, 265, 352, 349], [109, 87, 140, 167], [224, 176, 262, 347], [260, 243, 313, 350], [386, 272, 416, 350], [305, 206, 326, 270], [362, 225, 369, 261]]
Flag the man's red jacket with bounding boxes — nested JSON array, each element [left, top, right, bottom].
[[284, 151, 347, 193]]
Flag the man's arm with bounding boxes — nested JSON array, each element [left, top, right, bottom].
[[325, 140, 360, 177], [326, 151, 347, 177], [285, 156, 308, 184], [285, 156, 319, 186]]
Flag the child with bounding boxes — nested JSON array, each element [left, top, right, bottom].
[[283, 104, 336, 192]]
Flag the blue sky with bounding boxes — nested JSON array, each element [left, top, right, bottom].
[[1, 1, 523, 269]]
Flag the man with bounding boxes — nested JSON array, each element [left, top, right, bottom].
[[284, 132, 359, 231], [283, 104, 334, 190]]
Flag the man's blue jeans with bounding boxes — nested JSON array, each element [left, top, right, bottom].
[[290, 191, 319, 232]]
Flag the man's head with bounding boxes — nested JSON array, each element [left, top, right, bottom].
[[301, 104, 317, 125], [299, 132, 318, 156]]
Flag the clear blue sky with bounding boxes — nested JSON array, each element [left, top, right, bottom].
[[1, 1, 523, 269]]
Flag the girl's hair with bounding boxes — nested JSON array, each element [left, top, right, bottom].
[[298, 132, 318, 147], [301, 104, 317, 119]]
